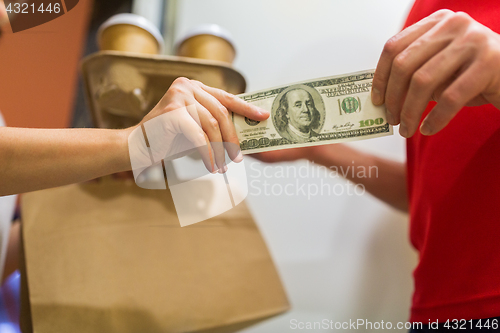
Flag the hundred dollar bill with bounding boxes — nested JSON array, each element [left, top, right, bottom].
[[233, 69, 392, 154]]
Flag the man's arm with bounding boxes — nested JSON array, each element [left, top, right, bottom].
[[254, 144, 408, 212]]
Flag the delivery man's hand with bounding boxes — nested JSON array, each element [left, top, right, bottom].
[[372, 9, 500, 138]]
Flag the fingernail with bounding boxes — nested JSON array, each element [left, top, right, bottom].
[[372, 88, 383, 105], [259, 108, 270, 116], [218, 163, 228, 174], [234, 151, 243, 163], [420, 122, 432, 136], [399, 122, 408, 138], [209, 160, 218, 174]]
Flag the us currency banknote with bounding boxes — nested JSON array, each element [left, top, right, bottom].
[[233, 70, 392, 154]]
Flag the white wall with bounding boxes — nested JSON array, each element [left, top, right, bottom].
[[176, 1, 417, 332]]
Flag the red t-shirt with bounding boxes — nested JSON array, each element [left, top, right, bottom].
[[405, 0, 500, 323]]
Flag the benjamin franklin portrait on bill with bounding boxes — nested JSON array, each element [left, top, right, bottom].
[[271, 85, 325, 143]]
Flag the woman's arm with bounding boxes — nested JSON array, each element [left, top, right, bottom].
[[0, 127, 130, 196], [0, 78, 269, 196]]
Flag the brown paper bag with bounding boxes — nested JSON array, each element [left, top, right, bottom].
[[19, 179, 289, 333]]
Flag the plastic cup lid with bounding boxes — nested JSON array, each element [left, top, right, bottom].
[[97, 13, 165, 53], [176, 24, 236, 53]]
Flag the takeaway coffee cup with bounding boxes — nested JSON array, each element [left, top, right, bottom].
[[176, 24, 236, 64], [98, 13, 164, 55]]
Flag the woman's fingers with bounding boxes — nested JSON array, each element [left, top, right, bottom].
[[155, 78, 268, 170], [192, 84, 243, 163], [193, 81, 270, 121], [194, 102, 228, 173], [175, 105, 217, 173]]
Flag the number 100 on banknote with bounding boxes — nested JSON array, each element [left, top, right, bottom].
[[233, 69, 392, 154]]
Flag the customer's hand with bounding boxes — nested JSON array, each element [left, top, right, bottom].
[[131, 78, 269, 174], [372, 9, 500, 138]]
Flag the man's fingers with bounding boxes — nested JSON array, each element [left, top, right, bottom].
[[192, 85, 243, 163], [385, 20, 458, 125], [420, 63, 489, 135], [399, 42, 473, 137], [193, 81, 270, 121], [372, 9, 455, 108]]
